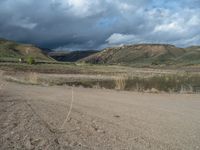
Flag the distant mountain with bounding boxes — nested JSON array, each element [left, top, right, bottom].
[[81, 44, 200, 65], [1, 38, 200, 66], [0, 38, 52, 61], [49, 50, 98, 62]]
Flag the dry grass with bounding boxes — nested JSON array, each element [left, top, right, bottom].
[[3, 70, 200, 94], [27, 72, 38, 84], [4, 72, 39, 85], [114, 74, 127, 90]]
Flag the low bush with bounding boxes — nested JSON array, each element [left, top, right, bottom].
[[27, 57, 35, 65]]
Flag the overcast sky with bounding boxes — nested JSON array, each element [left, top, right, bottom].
[[0, 0, 200, 50]]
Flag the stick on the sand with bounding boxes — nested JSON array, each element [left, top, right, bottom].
[[61, 86, 74, 129]]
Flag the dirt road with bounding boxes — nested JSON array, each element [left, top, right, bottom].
[[0, 73, 200, 149]]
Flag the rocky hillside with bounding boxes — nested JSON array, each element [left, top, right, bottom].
[[81, 44, 200, 65], [0, 38, 52, 61]]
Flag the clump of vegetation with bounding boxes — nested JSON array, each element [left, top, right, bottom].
[[114, 74, 127, 90], [125, 74, 200, 93], [27, 57, 35, 65], [2, 62, 200, 93], [27, 72, 39, 84]]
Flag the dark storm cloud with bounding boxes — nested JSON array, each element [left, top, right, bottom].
[[0, 0, 200, 50]]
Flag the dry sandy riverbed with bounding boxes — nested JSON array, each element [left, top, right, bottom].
[[0, 71, 200, 150]]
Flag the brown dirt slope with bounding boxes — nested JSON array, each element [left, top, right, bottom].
[[81, 44, 186, 64], [0, 38, 52, 61]]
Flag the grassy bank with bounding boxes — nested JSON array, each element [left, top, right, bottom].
[[3, 70, 200, 93]]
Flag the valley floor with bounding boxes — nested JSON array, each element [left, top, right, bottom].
[[0, 71, 200, 150]]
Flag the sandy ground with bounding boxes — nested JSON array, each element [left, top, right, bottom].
[[0, 71, 200, 150]]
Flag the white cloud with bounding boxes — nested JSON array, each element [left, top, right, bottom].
[[188, 15, 200, 26], [53, 0, 104, 17], [15, 18, 37, 29], [154, 22, 184, 33], [65, 0, 91, 16], [0, 0, 200, 48], [8, 17, 38, 29], [106, 33, 140, 45], [117, 2, 135, 13]]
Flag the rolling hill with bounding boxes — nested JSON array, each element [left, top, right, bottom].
[[81, 44, 200, 65], [176, 46, 200, 64], [1, 38, 200, 66], [49, 50, 98, 62], [0, 38, 52, 61]]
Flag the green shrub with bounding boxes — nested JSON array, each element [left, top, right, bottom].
[[27, 57, 35, 64]]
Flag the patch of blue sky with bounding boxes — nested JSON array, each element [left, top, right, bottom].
[[96, 17, 118, 28]]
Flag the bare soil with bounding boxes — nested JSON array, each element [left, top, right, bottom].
[[0, 71, 200, 150]]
